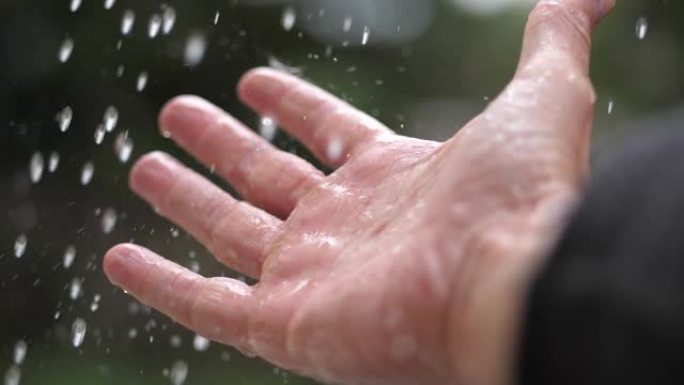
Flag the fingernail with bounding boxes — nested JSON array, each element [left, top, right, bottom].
[[161, 96, 219, 138], [239, 69, 287, 110], [130, 153, 176, 200], [105, 245, 149, 288]]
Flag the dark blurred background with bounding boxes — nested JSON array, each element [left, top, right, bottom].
[[1, 0, 682, 384]]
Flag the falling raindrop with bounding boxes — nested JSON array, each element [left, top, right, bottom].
[[184, 32, 207, 67], [170, 335, 182, 348], [193, 335, 210, 352], [259, 116, 278, 142], [137, 71, 148, 92], [63, 245, 76, 269], [13, 340, 27, 365], [29, 152, 44, 184], [169, 360, 188, 385], [607, 99, 615, 115], [48, 152, 60, 173], [162, 6, 176, 34], [70, 0, 82, 12], [90, 294, 101, 312], [69, 278, 82, 300], [4, 366, 21, 385], [104, 0, 116, 10], [103, 106, 119, 132], [116, 65, 125, 77], [361, 26, 370, 45], [343, 17, 353, 32], [14, 234, 27, 258], [121, 10, 135, 35], [282, 6, 297, 31], [636, 17, 648, 40], [101, 208, 118, 234], [94, 124, 106, 144], [71, 318, 87, 348], [57, 106, 73, 132], [81, 162, 95, 185], [148, 14, 162, 38], [58, 37, 74, 63], [115, 132, 134, 163], [213, 11, 220, 25]]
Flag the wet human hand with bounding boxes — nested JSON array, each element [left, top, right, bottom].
[[104, 1, 615, 384]]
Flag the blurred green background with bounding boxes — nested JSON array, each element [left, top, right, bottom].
[[1, 0, 682, 384]]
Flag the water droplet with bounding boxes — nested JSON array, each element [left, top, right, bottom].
[[81, 162, 95, 185], [4, 366, 21, 385], [103, 106, 119, 132], [13, 340, 27, 365], [193, 335, 210, 352], [170, 360, 188, 385], [282, 6, 296, 31], [213, 11, 220, 25], [189, 260, 200, 273], [343, 17, 353, 33], [57, 106, 73, 132], [63, 245, 76, 269], [69, 278, 82, 300], [29, 152, 44, 184], [58, 38, 74, 63], [148, 14, 162, 38], [259, 116, 278, 142], [326, 137, 344, 162], [94, 124, 106, 144], [162, 6, 176, 34], [101, 208, 118, 234], [71, 318, 87, 348], [116, 65, 125, 77], [137, 71, 148, 92], [121, 10, 135, 35], [70, 0, 82, 12], [184, 32, 207, 67], [169, 335, 182, 348], [607, 98, 615, 115], [115, 132, 134, 163], [104, 0, 116, 10], [48, 152, 60, 173], [14, 234, 27, 258], [361, 26, 370, 45], [636, 17, 648, 40], [90, 294, 101, 312]]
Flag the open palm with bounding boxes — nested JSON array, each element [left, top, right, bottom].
[[104, 1, 614, 384]]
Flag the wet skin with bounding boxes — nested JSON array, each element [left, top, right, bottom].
[[104, 1, 616, 384]]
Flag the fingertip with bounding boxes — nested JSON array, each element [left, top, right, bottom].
[[159, 95, 221, 138], [129, 151, 177, 201], [597, 0, 616, 21], [237, 67, 288, 112], [103, 243, 149, 288]]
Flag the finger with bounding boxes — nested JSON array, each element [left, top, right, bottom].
[[104, 244, 255, 351], [489, 0, 616, 183], [159, 96, 325, 218], [238, 67, 394, 167], [518, 0, 615, 76], [130, 152, 282, 278]]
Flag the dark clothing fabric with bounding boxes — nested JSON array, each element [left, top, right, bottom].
[[519, 133, 684, 384]]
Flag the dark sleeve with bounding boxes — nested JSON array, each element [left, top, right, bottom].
[[518, 133, 684, 385]]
